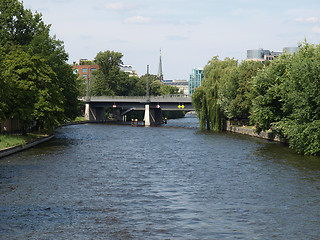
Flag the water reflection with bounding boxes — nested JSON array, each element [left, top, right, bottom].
[[1, 115, 320, 239]]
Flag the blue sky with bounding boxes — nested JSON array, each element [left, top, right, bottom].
[[22, 0, 320, 80]]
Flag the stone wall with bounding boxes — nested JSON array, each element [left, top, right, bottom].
[[225, 121, 285, 142], [0, 135, 54, 159]]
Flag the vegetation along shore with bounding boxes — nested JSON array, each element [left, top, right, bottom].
[[192, 41, 320, 155], [1, 0, 319, 156]]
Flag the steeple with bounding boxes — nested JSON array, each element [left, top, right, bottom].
[[157, 49, 164, 81]]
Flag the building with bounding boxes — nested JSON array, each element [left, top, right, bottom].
[[120, 65, 138, 77], [73, 60, 138, 80], [72, 59, 100, 82], [246, 47, 299, 63], [189, 68, 204, 95], [158, 49, 164, 81], [163, 80, 189, 95], [246, 49, 282, 63]]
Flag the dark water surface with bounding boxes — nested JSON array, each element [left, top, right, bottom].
[[1, 115, 320, 239]]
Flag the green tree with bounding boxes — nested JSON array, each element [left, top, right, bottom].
[[250, 55, 290, 132], [228, 61, 264, 120], [90, 50, 124, 96], [0, 47, 8, 121], [0, 0, 44, 47], [3, 48, 64, 134], [0, 0, 80, 129], [28, 24, 79, 121], [251, 41, 320, 155], [193, 56, 237, 130]]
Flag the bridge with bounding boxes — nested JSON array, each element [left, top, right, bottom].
[[81, 95, 194, 126]]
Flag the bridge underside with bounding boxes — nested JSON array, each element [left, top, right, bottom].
[[85, 101, 194, 126]]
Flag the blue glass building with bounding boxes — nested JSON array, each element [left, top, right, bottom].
[[189, 68, 204, 95]]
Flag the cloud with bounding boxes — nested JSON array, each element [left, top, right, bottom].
[[104, 1, 137, 11], [167, 35, 188, 41], [105, 2, 125, 10], [312, 26, 320, 33], [306, 17, 319, 22], [294, 17, 304, 22], [230, 8, 260, 17], [124, 16, 151, 24], [294, 16, 319, 23]]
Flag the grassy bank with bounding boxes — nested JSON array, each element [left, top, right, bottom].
[[0, 133, 48, 150]]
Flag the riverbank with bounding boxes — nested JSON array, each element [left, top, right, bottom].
[[0, 134, 54, 159], [226, 121, 285, 143]]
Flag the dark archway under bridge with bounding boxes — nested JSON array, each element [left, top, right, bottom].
[[80, 95, 195, 126]]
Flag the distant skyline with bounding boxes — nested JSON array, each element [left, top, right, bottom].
[[22, 0, 320, 80]]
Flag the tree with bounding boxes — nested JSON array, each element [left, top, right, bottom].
[[3, 48, 64, 133], [250, 41, 320, 155], [27, 23, 80, 121], [250, 54, 291, 132], [0, 0, 45, 47], [90, 50, 124, 96], [228, 61, 264, 120], [193, 56, 237, 130], [0, 0, 80, 130], [0, 47, 8, 121]]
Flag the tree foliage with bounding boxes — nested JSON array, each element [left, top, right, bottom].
[[2, 48, 64, 133], [193, 57, 238, 130], [0, 0, 79, 132], [90, 51, 179, 97], [251, 41, 320, 155]]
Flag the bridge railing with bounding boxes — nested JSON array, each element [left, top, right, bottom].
[[79, 94, 191, 101], [152, 94, 191, 99]]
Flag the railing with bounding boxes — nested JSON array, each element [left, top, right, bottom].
[[152, 94, 191, 98], [79, 94, 191, 101]]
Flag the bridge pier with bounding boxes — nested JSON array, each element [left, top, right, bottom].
[[85, 104, 105, 121], [144, 104, 151, 126], [85, 104, 90, 120], [144, 104, 162, 126]]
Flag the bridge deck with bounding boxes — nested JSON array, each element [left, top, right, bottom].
[[80, 95, 194, 112], [81, 94, 192, 103]]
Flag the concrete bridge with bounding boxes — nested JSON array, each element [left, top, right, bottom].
[[81, 95, 194, 126]]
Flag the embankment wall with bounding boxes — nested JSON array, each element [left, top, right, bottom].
[[0, 135, 54, 159], [225, 121, 285, 142]]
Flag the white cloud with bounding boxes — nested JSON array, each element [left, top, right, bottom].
[[124, 16, 151, 24], [104, 1, 137, 11], [294, 16, 319, 23], [294, 17, 304, 22], [105, 2, 125, 10], [312, 26, 320, 33], [306, 17, 319, 22]]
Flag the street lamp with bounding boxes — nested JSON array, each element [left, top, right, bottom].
[[146, 65, 150, 101]]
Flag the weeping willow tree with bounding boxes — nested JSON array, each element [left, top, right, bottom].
[[192, 56, 238, 131], [192, 85, 224, 131]]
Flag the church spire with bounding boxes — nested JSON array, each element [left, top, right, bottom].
[[157, 49, 163, 81]]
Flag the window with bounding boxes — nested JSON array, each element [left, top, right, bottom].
[[82, 74, 88, 79], [82, 68, 88, 73], [91, 68, 96, 72]]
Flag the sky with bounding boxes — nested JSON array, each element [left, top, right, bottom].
[[22, 0, 320, 80]]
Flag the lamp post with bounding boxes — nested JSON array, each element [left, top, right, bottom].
[[146, 65, 150, 101], [145, 65, 151, 126], [86, 73, 90, 101], [84, 69, 90, 120]]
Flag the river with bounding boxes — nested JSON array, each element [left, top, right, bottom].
[[1, 115, 320, 239]]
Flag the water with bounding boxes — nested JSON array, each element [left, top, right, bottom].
[[1, 115, 320, 239]]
